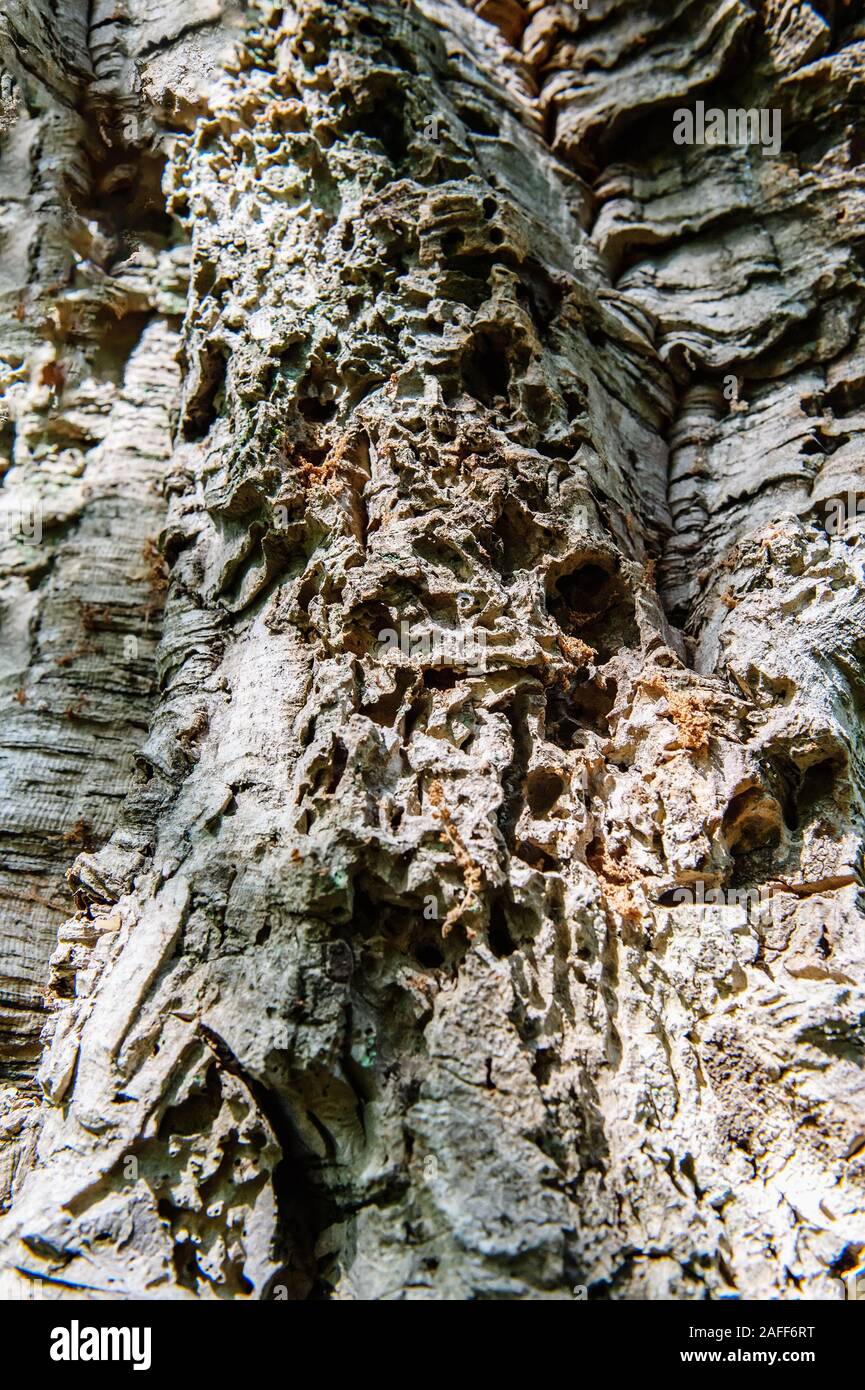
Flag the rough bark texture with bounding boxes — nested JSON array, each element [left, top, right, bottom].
[[0, 0, 863, 1300]]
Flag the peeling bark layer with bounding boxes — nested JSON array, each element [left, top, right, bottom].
[[0, 0, 863, 1300]]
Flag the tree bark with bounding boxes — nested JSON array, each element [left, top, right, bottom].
[[0, 0, 863, 1300]]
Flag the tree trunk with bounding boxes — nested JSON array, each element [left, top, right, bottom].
[[0, 0, 863, 1300]]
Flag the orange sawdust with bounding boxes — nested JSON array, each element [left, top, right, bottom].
[[643, 676, 712, 752], [586, 838, 646, 925], [557, 634, 597, 666], [428, 779, 483, 938]]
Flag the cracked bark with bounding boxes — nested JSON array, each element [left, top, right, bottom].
[[0, 0, 863, 1300]]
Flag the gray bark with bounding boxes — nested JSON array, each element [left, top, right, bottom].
[[0, 0, 863, 1300]]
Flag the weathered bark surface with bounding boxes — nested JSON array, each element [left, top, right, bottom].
[[0, 0, 863, 1300]]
